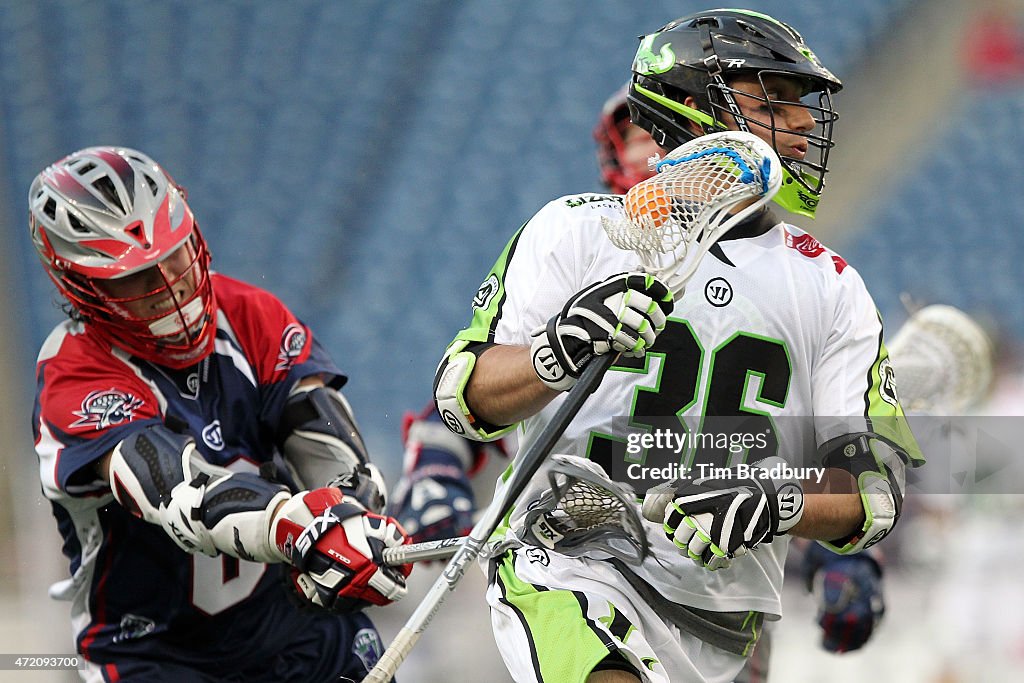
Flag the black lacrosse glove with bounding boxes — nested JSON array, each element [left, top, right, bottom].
[[530, 272, 672, 391], [642, 457, 804, 570]]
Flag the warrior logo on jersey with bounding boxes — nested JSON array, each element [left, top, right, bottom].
[[276, 323, 307, 371], [352, 628, 384, 671], [202, 420, 224, 451], [70, 389, 144, 430], [704, 277, 733, 307], [185, 371, 201, 399], [473, 274, 500, 311], [878, 357, 899, 407], [525, 547, 550, 566]]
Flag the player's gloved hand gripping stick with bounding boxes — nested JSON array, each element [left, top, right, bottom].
[[362, 130, 782, 683]]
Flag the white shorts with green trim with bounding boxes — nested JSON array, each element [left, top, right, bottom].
[[486, 547, 748, 683]]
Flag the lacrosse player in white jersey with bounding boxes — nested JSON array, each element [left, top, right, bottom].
[[433, 9, 922, 682]]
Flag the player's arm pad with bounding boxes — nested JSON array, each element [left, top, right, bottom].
[[278, 385, 386, 513], [107, 425, 291, 562], [816, 432, 908, 555], [433, 340, 516, 442]]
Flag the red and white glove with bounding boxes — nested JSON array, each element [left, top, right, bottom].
[[272, 487, 412, 612]]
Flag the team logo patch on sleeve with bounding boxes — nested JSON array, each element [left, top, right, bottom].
[[275, 323, 308, 371], [70, 389, 144, 429], [879, 357, 899, 407], [352, 628, 384, 671], [202, 420, 224, 451], [473, 274, 500, 310], [784, 230, 825, 257]]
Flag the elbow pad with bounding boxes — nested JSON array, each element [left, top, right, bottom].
[[817, 433, 908, 555], [433, 340, 515, 442], [108, 425, 291, 563], [279, 385, 385, 512]]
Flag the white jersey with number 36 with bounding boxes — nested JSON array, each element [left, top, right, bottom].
[[456, 193, 916, 615]]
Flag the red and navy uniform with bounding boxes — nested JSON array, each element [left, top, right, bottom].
[[33, 274, 385, 682]]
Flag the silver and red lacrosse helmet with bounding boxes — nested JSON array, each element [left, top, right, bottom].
[[29, 146, 216, 368]]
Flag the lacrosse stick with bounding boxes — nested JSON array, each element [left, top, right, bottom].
[[362, 353, 615, 683], [887, 304, 994, 413], [381, 536, 465, 566], [602, 130, 782, 297], [381, 454, 649, 567], [362, 130, 782, 683], [516, 453, 649, 564]]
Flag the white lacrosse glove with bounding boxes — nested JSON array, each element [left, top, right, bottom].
[[642, 457, 804, 570], [530, 272, 673, 391]]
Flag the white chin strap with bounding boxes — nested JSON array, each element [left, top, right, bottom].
[[148, 297, 205, 340]]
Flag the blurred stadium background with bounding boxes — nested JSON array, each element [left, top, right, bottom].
[[1, 0, 1023, 681]]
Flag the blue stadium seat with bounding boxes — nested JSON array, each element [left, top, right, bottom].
[[4, 0, 953, 454], [840, 88, 1024, 344]]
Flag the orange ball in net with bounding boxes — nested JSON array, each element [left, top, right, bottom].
[[624, 182, 673, 229]]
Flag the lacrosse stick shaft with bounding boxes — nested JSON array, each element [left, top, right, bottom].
[[382, 537, 462, 566], [362, 353, 616, 683]]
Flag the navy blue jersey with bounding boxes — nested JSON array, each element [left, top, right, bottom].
[[33, 274, 384, 681]]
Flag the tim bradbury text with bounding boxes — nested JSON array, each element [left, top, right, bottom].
[[625, 462, 827, 484]]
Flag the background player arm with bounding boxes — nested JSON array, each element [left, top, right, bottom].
[[801, 541, 885, 653], [388, 406, 505, 544]]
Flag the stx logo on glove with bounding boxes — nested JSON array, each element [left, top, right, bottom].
[[528, 515, 566, 549], [295, 509, 342, 557]]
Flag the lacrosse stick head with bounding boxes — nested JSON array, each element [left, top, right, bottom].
[[518, 454, 649, 564], [888, 304, 994, 414], [601, 130, 782, 296]]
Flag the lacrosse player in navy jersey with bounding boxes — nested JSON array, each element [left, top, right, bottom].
[[430, 9, 921, 682], [29, 146, 412, 682]]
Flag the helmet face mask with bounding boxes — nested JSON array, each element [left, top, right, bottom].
[[30, 147, 216, 368], [628, 9, 842, 217], [706, 71, 838, 202]]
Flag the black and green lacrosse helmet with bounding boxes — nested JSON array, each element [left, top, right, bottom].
[[627, 9, 843, 218]]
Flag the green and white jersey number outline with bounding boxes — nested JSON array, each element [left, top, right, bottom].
[[587, 317, 792, 481]]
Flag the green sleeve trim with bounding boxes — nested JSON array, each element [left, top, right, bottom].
[[865, 328, 925, 465], [454, 225, 526, 345]]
